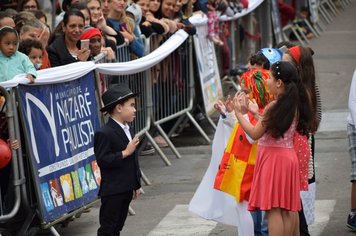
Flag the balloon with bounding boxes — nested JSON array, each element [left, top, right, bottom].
[[0, 139, 11, 169]]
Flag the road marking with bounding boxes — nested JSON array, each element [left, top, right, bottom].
[[148, 200, 335, 235], [309, 200, 336, 236], [147, 205, 217, 236], [318, 110, 348, 132]]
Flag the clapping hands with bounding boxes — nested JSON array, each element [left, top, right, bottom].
[[233, 91, 249, 115]]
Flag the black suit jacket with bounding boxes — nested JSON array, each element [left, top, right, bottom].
[[94, 118, 141, 197]]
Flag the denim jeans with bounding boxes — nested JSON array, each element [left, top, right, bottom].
[[251, 210, 268, 236]]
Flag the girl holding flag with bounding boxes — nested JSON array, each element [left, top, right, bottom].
[[189, 49, 280, 235], [234, 61, 313, 236]]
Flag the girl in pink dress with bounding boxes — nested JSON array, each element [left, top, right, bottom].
[[234, 61, 313, 236]]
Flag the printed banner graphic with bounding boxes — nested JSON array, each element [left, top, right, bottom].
[[17, 72, 101, 223], [193, 23, 223, 115]]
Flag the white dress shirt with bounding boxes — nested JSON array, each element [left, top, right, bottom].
[[111, 118, 132, 141]]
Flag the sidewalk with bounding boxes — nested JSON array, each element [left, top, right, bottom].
[[58, 1, 356, 235]]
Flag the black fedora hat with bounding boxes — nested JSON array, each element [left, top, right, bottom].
[[100, 84, 139, 112]]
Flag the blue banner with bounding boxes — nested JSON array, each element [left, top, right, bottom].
[[17, 72, 101, 223]]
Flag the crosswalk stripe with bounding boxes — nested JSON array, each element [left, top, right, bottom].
[[148, 200, 336, 236], [147, 205, 217, 236], [318, 110, 348, 132]]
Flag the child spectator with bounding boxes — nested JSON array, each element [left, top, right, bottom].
[[19, 39, 44, 70], [135, 0, 166, 37], [291, 6, 314, 40], [0, 26, 36, 83], [126, 3, 145, 57], [154, 0, 183, 33], [94, 84, 141, 236]]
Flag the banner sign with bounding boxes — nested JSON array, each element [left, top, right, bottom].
[[192, 23, 223, 115], [17, 72, 101, 223]]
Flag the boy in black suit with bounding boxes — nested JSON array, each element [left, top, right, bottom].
[[94, 84, 141, 236]]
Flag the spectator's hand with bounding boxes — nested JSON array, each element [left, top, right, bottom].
[[96, 16, 107, 30], [120, 28, 134, 43], [133, 189, 141, 200], [26, 74, 35, 83], [176, 22, 185, 30], [142, 21, 151, 27], [225, 95, 234, 112], [77, 48, 91, 62], [123, 136, 140, 158], [8, 139, 19, 150], [101, 47, 116, 61], [38, 26, 50, 47]]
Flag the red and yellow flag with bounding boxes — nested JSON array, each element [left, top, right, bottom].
[[214, 113, 258, 202]]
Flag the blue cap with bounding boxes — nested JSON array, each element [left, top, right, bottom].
[[258, 48, 283, 65]]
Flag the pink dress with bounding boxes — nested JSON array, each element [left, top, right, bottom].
[[248, 121, 301, 212]]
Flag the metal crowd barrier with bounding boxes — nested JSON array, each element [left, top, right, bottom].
[[95, 33, 212, 166], [149, 34, 213, 164], [0, 88, 22, 224]]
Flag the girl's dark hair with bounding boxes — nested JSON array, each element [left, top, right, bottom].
[[263, 61, 312, 138], [285, 46, 318, 132], [249, 53, 270, 69], [0, 26, 17, 41], [297, 46, 319, 132], [17, 0, 41, 11], [62, 9, 85, 26], [18, 39, 43, 55]]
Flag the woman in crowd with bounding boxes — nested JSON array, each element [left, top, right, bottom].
[[47, 9, 91, 67]]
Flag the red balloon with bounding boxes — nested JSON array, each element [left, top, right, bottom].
[[0, 139, 11, 169]]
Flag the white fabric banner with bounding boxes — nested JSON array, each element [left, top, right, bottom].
[[189, 0, 265, 25], [95, 30, 189, 75], [189, 118, 254, 236], [0, 61, 96, 89], [0, 30, 188, 89]]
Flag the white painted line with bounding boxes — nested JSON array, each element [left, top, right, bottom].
[[147, 205, 217, 236], [318, 110, 348, 132], [309, 200, 336, 236], [148, 200, 335, 236]]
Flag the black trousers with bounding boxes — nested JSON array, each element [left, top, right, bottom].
[[97, 191, 133, 236]]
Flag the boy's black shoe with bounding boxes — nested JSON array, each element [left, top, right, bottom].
[[347, 212, 356, 231]]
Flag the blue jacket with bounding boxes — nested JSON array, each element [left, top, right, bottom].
[[0, 51, 36, 82]]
